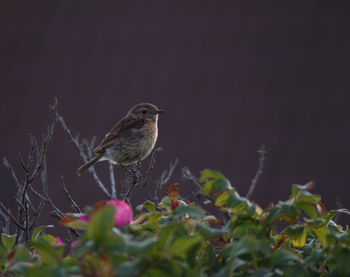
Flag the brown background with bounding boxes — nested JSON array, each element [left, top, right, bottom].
[[1, 1, 350, 230]]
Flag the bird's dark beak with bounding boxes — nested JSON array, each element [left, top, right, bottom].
[[156, 109, 165, 114]]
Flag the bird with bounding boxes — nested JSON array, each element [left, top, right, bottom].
[[76, 103, 163, 176]]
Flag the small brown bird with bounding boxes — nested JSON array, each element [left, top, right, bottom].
[[77, 103, 163, 175]]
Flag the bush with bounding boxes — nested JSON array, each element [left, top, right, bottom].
[[1, 169, 349, 277]]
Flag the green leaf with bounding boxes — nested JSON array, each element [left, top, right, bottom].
[[294, 202, 318, 219], [1, 234, 16, 253], [271, 249, 301, 266], [202, 179, 215, 195], [211, 178, 232, 193], [200, 169, 225, 182], [284, 225, 307, 248], [228, 236, 260, 258], [136, 200, 156, 212], [197, 224, 225, 239], [215, 191, 232, 206], [31, 225, 54, 241], [124, 237, 157, 255], [31, 239, 61, 266], [168, 236, 201, 259], [325, 208, 350, 224], [311, 226, 328, 247], [291, 181, 314, 197], [87, 205, 115, 246], [173, 204, 205, 218]]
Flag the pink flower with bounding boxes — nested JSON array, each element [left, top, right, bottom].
[[56, 237, 62, 245], [106, 200, 133, 227], [79, 215, 89, 222]]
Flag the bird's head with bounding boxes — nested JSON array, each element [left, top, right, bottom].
[[129, 103, 164, 121]]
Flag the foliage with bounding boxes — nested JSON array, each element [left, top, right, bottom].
[[0, 169, 350, 276]]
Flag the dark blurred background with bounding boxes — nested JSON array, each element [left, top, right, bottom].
[[1, 1, 350, 232]]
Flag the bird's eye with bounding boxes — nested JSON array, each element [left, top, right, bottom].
[[141, 109, 147, 114]]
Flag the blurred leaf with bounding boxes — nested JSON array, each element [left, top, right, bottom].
[[284, 225, 307, 248], [197, 224, 225, 239], [173, 204, 205, 218], [200, 169, 225, 182], [136, 200, 156, 212], [325, 208, 350, 224], [291, 181, 314, 197], [31, 225, 54, 241], [60, 216, 87, 230], [294, 202, 318, 219], [168, 183, 179, 197], [212, 178, 232, 194], [215, 191, 231, 206], [250, 268, 274, 277], [168, 236, 201, 259], [333, 248, 350, 275], [271, 249, 301, 266], [311, 226, 328, 247], [40, 234, 58, 245], [31, 239, 61, 266], [202, 179, 215, 195], [1, 234, 16, 253], [87, 205, 115, 246], [228, 236, 260, 258], [124, 237, 157, 255]]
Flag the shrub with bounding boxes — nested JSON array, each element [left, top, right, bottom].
[[1, 169, 349, 276]]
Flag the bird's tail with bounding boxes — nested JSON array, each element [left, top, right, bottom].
[[76, 155, 101, 176]]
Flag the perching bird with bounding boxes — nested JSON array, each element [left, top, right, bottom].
[[77, 103, 163, 175]]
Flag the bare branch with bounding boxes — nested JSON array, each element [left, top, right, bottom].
[[0, 208, 9, 234], [108, 162, 117, 199], [246, 143, 266, 199], [60, 175, 81, 213], [142, 147, 162, 188], [154, 158, 178, 203], [0, 202, 24, 230], [182, 167, 202, 191], [2, 157, 21, 189], [122, 162, 141, 202], [51, 99, 111, 198]]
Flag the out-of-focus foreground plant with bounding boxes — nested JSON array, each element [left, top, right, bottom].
[[1, 169, 349, 277]]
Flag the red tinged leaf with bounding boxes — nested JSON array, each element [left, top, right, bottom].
[[211, 237, 220, 243], [168, 183, 179, 197], [171, 199, 179, 210], [7, 249, 16, 260], [267, 202, 274, 209], [93, 200, 106, 210], [273, 232, 286, 250], [60, 216, 76, 225], [318, 201, 327, 215], [208, 219, 223, 225]]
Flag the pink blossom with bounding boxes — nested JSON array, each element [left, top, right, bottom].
[[79, 215, 89, 222], [106, 200, 133, 227], [56, 237, 62, 245]]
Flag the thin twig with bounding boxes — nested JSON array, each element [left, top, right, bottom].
[[51, 98, 111, 198], [246, 143, 266, 199], [122, 162, 141, 202], [182, 167, 202, 191], [0, 208, 9, 234], [154, 159, 178, 203], [142, 147, 162, 188], [60, 175, 81, 213], [2, 157, 21, 189], [0, 202, 24, 230], [108, 162, 116, 199]]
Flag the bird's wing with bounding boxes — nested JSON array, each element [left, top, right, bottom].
[[93, 117, 146, 154]]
